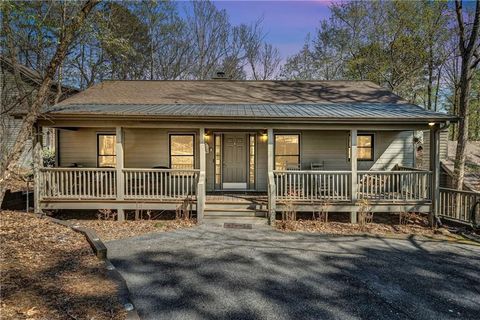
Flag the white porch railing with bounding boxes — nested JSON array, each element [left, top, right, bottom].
[[357, 171, 431, 202], [274, 170, 351, 202], [439, 188, 480, 223], [39, 168, 117, 199], [123, 169, 199, 200]]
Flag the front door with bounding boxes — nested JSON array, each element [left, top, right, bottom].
[[223, 133, 247, 189]]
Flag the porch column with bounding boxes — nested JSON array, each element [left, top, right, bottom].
[[267, 128, 276, 225], [429, 125, 440, 227], [116, 127, 125, 221], [197, 128, 206, 223], [267, 128, 274, 173], [350, 129, 358, 223], [33, 124, 43, 214]]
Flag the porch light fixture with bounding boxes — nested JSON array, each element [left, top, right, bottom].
[[260, 130, 268, 142], [204, 130, 211, 139], [428, 122, 435, 126]]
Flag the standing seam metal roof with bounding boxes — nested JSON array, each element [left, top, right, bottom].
[[45, 103, 456, 122]]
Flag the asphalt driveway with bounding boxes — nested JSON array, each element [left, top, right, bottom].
[[106, 226, 480, 320]]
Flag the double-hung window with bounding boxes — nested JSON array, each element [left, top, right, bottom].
[[349, 133, 374, 161], [275, 134, 300, 170], [170, 134, 195, 169], [97, 134, 116, 167]]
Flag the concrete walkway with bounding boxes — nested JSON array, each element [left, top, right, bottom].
[[106, 226, 480, 320]]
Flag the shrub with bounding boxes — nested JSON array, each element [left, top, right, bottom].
[[42, 148, 56, 167]]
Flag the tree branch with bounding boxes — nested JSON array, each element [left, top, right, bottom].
[[455, 0, 466, 54], [1, 0, 101, 201], [465, 0, 480, 54]]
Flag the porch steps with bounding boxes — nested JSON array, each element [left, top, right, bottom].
[[203, 201, 268, 227]]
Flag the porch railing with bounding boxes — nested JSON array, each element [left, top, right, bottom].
[[39, 167, 199, 201], [39, 168, 117, 199], [439, 188, 480, 224], [272, 170, 431, 203], [123, 168, 199, 200], [274, 170, 351, 202], [357, 171, 431, 202]]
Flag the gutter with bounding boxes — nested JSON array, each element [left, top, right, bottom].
[[39, 113, 460, 125]]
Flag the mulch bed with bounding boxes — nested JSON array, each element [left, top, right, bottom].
[[54, 210, 197, 241], [0, 210, 126, 320], [71, 219, 197, 241], [276, 212, 464, 240]]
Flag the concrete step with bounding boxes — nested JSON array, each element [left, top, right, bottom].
[[205, 202, 267, 210], [204, 209, 266, 217], [203, 215, 268, 226]]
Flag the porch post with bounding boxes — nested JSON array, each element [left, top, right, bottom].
[[429, 125, 440, 227], [350, 129, 358, 223], [197, 128, 206, 223], [267, 128, 276, 225], [267, 128, 274, 173], [33, 124, 43, 214], [116, 127, 125, 221]]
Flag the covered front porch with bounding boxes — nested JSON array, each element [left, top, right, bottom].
[[34, 121, 442, 224]]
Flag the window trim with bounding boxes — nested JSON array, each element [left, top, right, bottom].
[[248, 133, 257, 189], [96, 133, 116, 168], [214, 133, 222, 190], [169, 133, 195, 169], [348, 133, 375, 162], [274, 133, 301, 170]]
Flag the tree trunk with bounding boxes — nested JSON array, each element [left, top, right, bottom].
[[0, 0, 100, 205], [433, 66, 442, 111], [453, 64, 471, 190], [453, 0, 480, 190], [427, 55, 434, 110]]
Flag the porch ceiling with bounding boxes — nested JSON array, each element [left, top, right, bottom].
[[44, 102, 457, 124]]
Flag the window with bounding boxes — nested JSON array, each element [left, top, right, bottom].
[[214, 134, 222, 188], [275, 134, 300, 170], [349, 133, 374, 161], [97, 134, 116, 167], [249, 134, 256, 188], [170, 134, 195, 169]]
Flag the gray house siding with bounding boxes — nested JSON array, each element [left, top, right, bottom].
[[422, 129, 448, 169], [59, 128, 200, 168], [58, 128, 414, 192], [1, 59, 69, 169]]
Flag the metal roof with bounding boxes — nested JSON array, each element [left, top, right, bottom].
[[45, 103, 456, 123]]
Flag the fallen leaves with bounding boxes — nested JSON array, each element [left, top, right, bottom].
[[276, 212, 461, 240], [0, 210, 126, 320], [68, 217, 196, 241]]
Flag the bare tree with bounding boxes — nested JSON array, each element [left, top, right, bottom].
[[0, 0, 100, 204], [255, 43, 281, 80], [187, 1, 230, 79], [453, 0, 480, 190]]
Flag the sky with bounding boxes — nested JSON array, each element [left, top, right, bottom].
[[213, 1, 333, 60]]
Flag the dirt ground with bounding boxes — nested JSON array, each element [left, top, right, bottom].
[[54, 210, 197, 241], [0, 210, 126, 320], [276, 212, 466, 241]]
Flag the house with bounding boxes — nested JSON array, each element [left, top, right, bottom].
[[33, 79, 457, 226], [0, 55, 78, 167]]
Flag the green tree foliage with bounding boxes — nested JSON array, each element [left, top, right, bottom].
[[281, 0, 452, 108]]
